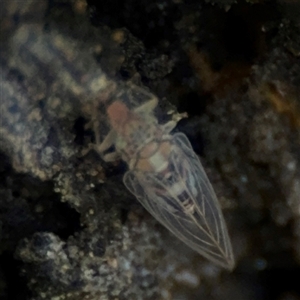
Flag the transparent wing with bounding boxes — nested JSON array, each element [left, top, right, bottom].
[[123, 132, 234, 270]]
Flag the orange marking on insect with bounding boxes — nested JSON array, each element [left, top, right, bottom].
[[106, 101, 130, 131], [107, 100, 144, 144]]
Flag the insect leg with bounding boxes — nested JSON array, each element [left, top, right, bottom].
[[96, 130, 120, 162], [95, 128, 120, 162], [161, 112, 188, 133], [102, 151, 120, 162], [96, 130, 117, 153], [134, 97, 158, 114]]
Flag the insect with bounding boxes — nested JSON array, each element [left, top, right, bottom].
[[97, 92, 235, 270]]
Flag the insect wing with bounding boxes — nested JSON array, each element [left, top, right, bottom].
[[172, 133, 234, 268], [123, 133, 234, 270]]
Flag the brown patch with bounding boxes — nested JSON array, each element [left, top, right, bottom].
[[187, 46, 251, 98], [107, 101, 130, 129], [261, 82, 300, 128]]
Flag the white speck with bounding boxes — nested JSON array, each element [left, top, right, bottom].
[[241, 175, 248, 183], [174, 270, 200, 287], [287, 161, 296, 171]]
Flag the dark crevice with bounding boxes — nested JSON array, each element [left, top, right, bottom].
[[259, 254, 300, 300], [0, 253, 31, 300]]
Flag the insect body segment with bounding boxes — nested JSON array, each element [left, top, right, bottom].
[[106, 100, 166, 171], [101, 96, 235, 270]]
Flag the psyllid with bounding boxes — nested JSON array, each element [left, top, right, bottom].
[[97, 92, 235, 270]]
